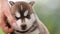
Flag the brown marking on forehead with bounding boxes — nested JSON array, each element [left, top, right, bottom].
[[11, 2, 33, 15]]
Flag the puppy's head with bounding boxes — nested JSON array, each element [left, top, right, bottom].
[[10, 1, 36, 31]]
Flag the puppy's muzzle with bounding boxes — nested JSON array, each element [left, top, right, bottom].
[[21, 24, 27, 30]]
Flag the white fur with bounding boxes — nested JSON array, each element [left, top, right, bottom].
[[13, 13, 49, 34], [24, 10, 28, 16], [8, 0, 49, 34], [14, 13, 36, 31], [14, 28, 40, 34], [26, 13, 36, 29], [12, 12, 49, 34], [15, 11, 21, 18]]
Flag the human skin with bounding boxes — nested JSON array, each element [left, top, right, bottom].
[[0, 0, 16, 34]]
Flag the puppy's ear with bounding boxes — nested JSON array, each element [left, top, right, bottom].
[[29, 1, 35, 6], [9, 1, 15, 6]]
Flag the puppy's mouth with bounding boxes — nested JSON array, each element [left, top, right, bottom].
[[15, 25, 33, 33], [15, 20, 37, 33]]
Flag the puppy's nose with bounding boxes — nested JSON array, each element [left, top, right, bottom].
[[21, 24, 27, 30]]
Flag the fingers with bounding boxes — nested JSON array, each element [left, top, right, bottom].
[[2, 27, 9, 34], [0, 20, 6, 28], [2, 26, 14, 34], [0, 19, 14, 34], [0, 0, 15, 34], [11, 22, 18, 30], [1, 0, 16, 26], [8, 27, 14, 33]]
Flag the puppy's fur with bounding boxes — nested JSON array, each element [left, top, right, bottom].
[[9, 1, 49, 34]]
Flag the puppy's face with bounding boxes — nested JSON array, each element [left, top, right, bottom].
[[10, 1, 36, 31]]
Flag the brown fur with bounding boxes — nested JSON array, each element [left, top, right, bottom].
[[10, 1, 34, 22], [9, 1, 49, 34], [10, 2, 33, 15]]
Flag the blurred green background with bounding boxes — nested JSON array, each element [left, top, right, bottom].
[[0, 0, 60, 34], [34, 0, 60, 34]]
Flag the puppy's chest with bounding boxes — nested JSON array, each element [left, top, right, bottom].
[[11, 28, 40, 34]]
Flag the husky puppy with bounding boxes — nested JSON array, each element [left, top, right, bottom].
[[9, 1, 49, 34]]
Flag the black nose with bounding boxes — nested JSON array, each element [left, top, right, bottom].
[[21, 24, 27, 30]]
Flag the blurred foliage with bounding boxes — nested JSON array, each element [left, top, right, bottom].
[[0, 28, 4, 34]]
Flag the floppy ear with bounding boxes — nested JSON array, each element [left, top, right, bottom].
[[29, 1, 35, 6], [9, 1, 15, 6]]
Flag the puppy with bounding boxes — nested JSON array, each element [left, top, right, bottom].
[[9, 1, 49, 34]]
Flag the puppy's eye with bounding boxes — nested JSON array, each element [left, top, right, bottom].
[[15, 16, 20, 20], [26, 14, 30, 19]]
